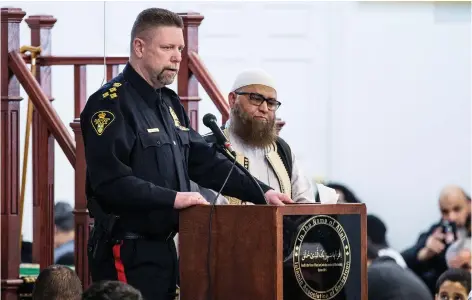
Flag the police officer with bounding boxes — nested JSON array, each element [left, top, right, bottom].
[[81, 7, 293, 300]]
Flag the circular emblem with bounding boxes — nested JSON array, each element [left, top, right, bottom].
[[292, 215, 351, 299]]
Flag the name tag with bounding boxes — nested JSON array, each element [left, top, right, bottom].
[[147, 128, 160, 133]]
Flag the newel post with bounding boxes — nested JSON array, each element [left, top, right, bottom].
[[177, 12, 204, 131], [1, 7, 26, 300], [25, 14, 57, 270]]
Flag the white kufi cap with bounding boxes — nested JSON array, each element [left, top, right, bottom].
[[231, 68, 277, 92]]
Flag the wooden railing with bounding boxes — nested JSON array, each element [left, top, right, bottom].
[[1, 7, 286, 300], [9, 51, 76, 165], [188, 52, 230, 124]]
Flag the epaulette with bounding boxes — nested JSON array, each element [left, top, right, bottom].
[[101, 81, 123, 100]]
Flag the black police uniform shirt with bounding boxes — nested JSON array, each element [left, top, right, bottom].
[[80, 63, 272, 236]]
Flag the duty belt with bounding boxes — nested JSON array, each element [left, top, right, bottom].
[[121, 231, 176, 242]]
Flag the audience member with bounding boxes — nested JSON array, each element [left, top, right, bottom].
[[402, 185, 471, 294], [367, 242, 432, 300], [367, 214, 407, 268], [21, 240, 33, 263], [82, 280, 143, 300], [32, 264, 82, 300], [446, 213, 472, 273], [54, 201, 75, 265], [435, 268, 471, 300]]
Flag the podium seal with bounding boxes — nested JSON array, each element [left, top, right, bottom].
[[292, 215, 351, 299]]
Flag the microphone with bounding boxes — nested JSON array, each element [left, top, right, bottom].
[[203, 113, 236, 156]]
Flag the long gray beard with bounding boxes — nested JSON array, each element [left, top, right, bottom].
[[229, 104, 277, 149]]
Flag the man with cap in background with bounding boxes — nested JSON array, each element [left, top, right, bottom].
[[367, 214, 408, 268], [199, 69, 315, 204], [54, 201, 75, 265]]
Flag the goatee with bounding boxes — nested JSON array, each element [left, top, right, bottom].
[[229, 103, 277, 149]]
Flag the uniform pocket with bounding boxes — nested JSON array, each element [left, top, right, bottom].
[[139, 132, 171, 148], [136, 131, 174, 184], [176, 130, 189, 147]]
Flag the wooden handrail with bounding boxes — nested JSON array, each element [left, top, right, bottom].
[[22, 55, 128, 66], [188, 51, 230, 123], [22, 53, 230, 124], [9, 50, 76, 166]]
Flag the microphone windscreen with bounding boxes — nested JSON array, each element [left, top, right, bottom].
[[203, 113, 217, 127]]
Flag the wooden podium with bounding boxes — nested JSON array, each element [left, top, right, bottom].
[[179, 204, 367, 300]]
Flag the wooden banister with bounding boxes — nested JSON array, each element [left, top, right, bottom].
[[188, 51, 229, 124], [9, 50, 76, 166], [22, 55, 128, 66]]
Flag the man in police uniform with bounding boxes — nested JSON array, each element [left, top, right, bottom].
[[81, 8, 293, 300], [199, 69, 315, 205]]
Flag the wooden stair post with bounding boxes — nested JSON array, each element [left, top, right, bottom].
[[25, 14, 57, 270], [178, 12, 204, 131], [70, 66, 90, 288], [1, 7, 26, 300]]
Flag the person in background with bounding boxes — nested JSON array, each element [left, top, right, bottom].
[[82, 281, 143, 300], [445, 215, 471, 273], [367, 214, 407, 268], [435, 268, 471, 300], [32, 264, 82, 300], [402, 185, 471, 294], [198, 68, 315, 204], [54, 202, 75, 265], [367, 242, 432, 300], [21, 240, 33, 263]]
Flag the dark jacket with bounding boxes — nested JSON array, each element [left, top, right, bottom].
[[368, 257, 433, 300], [401, 222, 448, 294]]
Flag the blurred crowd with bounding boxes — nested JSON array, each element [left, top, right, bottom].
[[324, 182, 471, 300]]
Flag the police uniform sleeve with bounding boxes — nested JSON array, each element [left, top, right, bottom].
[[186, 128, 272, 204], [80, 91, 177, 212]]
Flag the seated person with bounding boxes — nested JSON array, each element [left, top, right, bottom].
[[198, 69, 315, 204], [32, 264, 82, 300], [54, 201, 75, 265], [445, 220, 471, 273], [367, 214, 407, 268], [402, 185, 471, 294], [82, 280, 143, 300], [435, 268, 471, 300], [367, 242, 432, 300], [21, 240, 33, 263]]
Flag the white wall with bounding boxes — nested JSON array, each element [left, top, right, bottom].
[[4, 1, 470, 251]]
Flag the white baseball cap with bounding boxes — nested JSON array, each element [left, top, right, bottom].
[[231, 68, 277, 92]]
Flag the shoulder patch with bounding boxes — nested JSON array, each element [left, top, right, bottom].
[[102, 82, 123, 100], [91, 111, 115, 135]]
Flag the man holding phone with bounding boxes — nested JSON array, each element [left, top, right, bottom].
[[401, 185, 471, 294]]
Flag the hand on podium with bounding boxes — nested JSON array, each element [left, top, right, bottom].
[[265, 190, 294, 206], [174, 192, 210, 209]]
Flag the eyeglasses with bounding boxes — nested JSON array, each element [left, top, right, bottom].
[[234, 92, 281, 111]]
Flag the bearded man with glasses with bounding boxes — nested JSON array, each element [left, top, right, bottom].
[[198, 69, 315, 205]]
